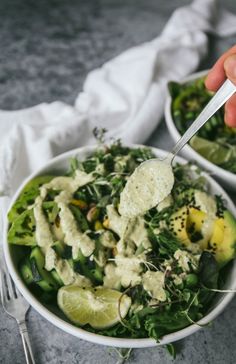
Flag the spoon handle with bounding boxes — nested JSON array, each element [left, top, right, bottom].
[[171, 79, 236, 158]]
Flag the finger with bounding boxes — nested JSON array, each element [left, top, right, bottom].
[[224, 54, 236, 85], [225, 94, 236, 127], [205, 44, 236, 91]]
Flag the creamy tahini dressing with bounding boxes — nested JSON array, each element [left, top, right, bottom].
[[106, 205, 151, 251], [55, 191, 95, 258], [34, 196, 54, 250], [41, 170, 94, 197], [103, 263, 121, 290], [103, 254, 145, 289], [128, 217, 151, 249], [174, 249, 199, 272], [103, 204, 152, 289], [106, 205, 129, 237], [119, 159, 174, 218], [114, 254, 145, 288], [142, 271, 166, 302], [33, 170, 95, 285], [194, 191, 217, 242]]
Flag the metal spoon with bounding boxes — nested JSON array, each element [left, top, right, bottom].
[[166, 78, 236, 163], [119, 79, 236, 217]]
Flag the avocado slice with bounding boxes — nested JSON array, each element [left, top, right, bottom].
[[8, 175, 55, 223], [207, 210, 236, 267], [169, 206, 207, 247]]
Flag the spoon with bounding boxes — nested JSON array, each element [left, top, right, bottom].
[[167, 78, 236, 163], [119, 79, 236, 218]]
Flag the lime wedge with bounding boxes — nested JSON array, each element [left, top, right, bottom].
[[190, 136, 231, 165], [57, 286, 131, 329]]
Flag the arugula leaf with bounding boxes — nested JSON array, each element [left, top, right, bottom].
[[144, 309, 196, 341], [198, 251, 219, 289], [147, 229, 180, 258], [198, 251, 219, 306], [165, 343, 176, 359]]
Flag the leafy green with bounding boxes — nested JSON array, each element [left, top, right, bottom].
[[8, 209, 37, 246], [198, 252, 219, 306], [166, 343, 176, 359], [198, 252, 219, 289], [147, 229, 180, 258]]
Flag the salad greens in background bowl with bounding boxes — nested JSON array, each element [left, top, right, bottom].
[[3, 143, 236, 348], [165, 70, 236, 191]]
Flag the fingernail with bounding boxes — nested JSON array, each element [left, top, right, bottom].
[[224, 54, 236, 79]]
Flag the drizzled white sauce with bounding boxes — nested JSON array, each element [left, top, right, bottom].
[[174, 249, 199, 272], [103, 254, 145, 289], [119, 159, 174, 218], [55, 191, 95, 258], [106, 205, 129, 237], [106, 205, 151, 251], [32, 169, 95, 285], [194, 191, 217, 242], [142, 271, 166, 302], [34, 196, 54, 250], [103, 204, 152, 289], [41, 170, 94, 197], [194, 191, 217, 217], [114, 254, 145, 288]]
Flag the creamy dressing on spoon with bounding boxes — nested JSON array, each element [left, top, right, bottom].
[[119, 159, 174, 218]]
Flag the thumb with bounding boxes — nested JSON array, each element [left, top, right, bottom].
[[224, 54, 236, 85]]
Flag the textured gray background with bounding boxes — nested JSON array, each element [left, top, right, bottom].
[[1, 0, 236, 363]]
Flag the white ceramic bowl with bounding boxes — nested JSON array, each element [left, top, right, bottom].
[[3, 145, 236, 348], [165, 70, 236, 192]]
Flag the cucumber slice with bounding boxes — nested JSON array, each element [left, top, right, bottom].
[[37, 279, 58, 292], [20, 258, 34, 285], [73, 248, 86, 264], [90, 266, 103, 284], [73, 258, 103, 284], [51, 270, 64, 286], [52, 241, 66, 257], [52, 241, 72, 259], [69, 205, 89, 232], [42, 201, 59, 224], [30, 257, 42, 282], [30, 247, 59, 292]]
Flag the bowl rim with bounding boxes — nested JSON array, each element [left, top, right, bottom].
[[164, 69, 236, 185], [3, 144, 236, 348]]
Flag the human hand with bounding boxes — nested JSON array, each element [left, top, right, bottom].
[[205, 45, 236, 127]]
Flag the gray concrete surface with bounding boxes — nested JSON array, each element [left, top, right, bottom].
[[0, 0, 236, 363]]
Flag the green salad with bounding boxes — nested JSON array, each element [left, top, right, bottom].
[[7, 143, 236, 341], [168, 76, 236, 173]]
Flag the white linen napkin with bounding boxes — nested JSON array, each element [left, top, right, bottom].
[[1, 0, 236, 206]]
